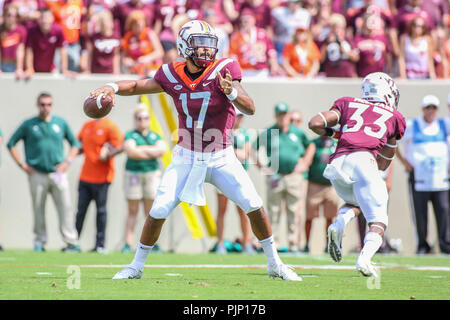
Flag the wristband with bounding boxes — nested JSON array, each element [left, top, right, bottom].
[[226, 87, 238, 101], [17, 161, 23, 168], [66, 158, 73, 165], [105, 82, 119, 93], [385, 142, 397, 148]]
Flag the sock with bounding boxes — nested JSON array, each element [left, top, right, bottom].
[[259, 236, 282, 265], [129, 242, 153, 271], [335, 207, 356, 232], [360, 232, 383, 261]]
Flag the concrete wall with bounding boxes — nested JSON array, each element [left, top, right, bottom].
[[0, 74, 449, 255]]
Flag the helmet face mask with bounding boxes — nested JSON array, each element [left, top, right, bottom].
[[361, 72, 400, 109], [177, 20, 219, 68]]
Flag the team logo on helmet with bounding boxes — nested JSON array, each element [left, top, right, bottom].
[[361, 72, 400, 109]]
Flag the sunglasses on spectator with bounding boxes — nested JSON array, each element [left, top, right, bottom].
[[424, 105, 437, 109], [413, 23, 425, 28], [39, 102, 52, 106], [136, 116, 149, 120]]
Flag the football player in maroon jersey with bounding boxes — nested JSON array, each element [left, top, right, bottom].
[[89, 20, 301, 281], [309, 72, 406, 277]]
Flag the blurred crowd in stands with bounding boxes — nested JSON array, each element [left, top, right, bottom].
[[0, 0, 449, 79]]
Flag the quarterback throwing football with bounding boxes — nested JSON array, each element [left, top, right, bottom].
[[89, 20, 301, 281], [309, 72, 406, 277]]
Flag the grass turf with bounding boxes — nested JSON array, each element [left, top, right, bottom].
[[0, 250, 448, 300]]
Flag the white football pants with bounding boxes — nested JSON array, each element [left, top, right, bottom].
[[323, 151, 389, 226], [149, 145, 263, 219]]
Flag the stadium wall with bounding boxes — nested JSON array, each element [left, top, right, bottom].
[[0, 74, 449, 255]]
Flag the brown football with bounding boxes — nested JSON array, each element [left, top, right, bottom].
[[83, 94, 113, 119]]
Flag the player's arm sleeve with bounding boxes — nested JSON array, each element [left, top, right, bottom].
[[7, 122, 26, 149]]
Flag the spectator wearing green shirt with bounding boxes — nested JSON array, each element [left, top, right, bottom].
[[215, 108, 256, 255], [7, 92, 80, 252], [253, 102, 316, 252], [304, 136, 340, 254], [121, 104, 166, 253]]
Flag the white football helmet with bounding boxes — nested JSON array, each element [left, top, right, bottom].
[[361, 72, 400, 109], [177, 20, 218, 68]]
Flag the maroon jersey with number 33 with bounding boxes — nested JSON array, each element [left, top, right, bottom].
[[154, 58, 242, 152], [329, 97, 406, 162]]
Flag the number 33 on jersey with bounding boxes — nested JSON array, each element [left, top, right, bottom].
[[154, 58, 241, 152], [329, 97, 406, 163]]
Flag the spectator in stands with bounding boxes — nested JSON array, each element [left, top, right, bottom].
[[186, 0, 233, 35], [121, 104, 166, 253], [121, 10, 163, 77], [203, 9, 230, 59], [0, 4, 26, 78], [271, 0, 311, 64], [7, 92, 80, 252], [215, 108, 255, 254], [394, 0, 435, 37], [253, 102, 315, 252], [153, 0, 184, 64], [319, 13, 358, 77], [238, 0, 273, 35], [398, 16, 436, 79], [353, 12, 393, 77], [229, 8, 281, 77], [75, 117, 123, 253], [396, 94, 450, 254], [346, 0, 399, 58], [113, 0, 155, 37], [3, 0, 43, 27], [311, 0, 333, 46], [24, 8, 70, 78], [281, 25, 321, 78], [303, 135, 339, 254], [80, 10, 120, 74], [436, 13, 449, 78], [45, 0, 84, 73]]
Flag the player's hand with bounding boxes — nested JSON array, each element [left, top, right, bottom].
[[89, 85, 116, 107], [217, 68, 233, 95]]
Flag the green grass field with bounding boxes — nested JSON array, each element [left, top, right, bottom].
[[0, 250, 449, 300]]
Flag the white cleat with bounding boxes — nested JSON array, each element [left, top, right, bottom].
[[327, 223, 343, 262], [112, 266, 143, 279], [356, 257, 379, 278], [267, 263, 302, 281]]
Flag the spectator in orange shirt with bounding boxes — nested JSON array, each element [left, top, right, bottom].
[[45, 0, 84, 73], [229, 8, 282, 77], [121, 9, 163, 77], [281, 25, 320, 78], [75, 117, 124, 253]]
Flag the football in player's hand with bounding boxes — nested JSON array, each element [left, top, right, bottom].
[[83, 94, 113, 119]]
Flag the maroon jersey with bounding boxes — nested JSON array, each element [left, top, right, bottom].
[[329, 97, 406, 162], [0, 24, 27, 62], [154, 58, 242, 152], [89, 33, 120, 73], [354, 34, 390, 77], [393, 7, 435, 35], [25, 23, 66, 72]]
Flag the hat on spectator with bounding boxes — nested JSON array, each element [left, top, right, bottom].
[[274, 102, 290, 115], [421, 95, 440, 108]]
